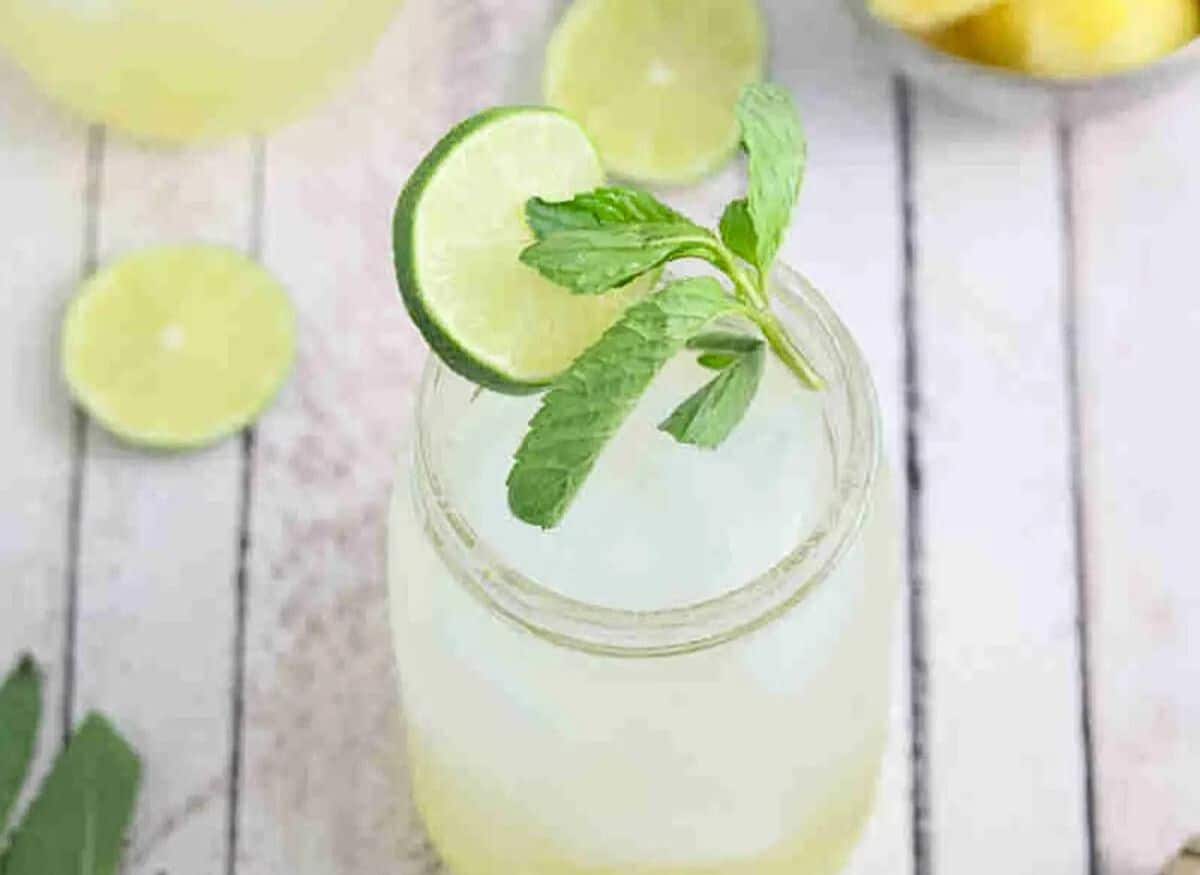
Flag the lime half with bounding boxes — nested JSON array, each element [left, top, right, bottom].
[[63, 245, 296, 449], [543, 0, 765, 184], [393, 107, 648, 394]]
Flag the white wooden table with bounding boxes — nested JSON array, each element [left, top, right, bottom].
[[2, 1, 1196, 872]]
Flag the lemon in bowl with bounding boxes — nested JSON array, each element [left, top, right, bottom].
[[846, 0, 1200, 121]]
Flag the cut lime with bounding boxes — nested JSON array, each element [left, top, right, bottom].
[[393, 107, 649, 394], [543, 0, 766, 185], [62, 245, 296, 449]]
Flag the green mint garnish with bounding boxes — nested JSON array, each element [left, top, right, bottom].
[[736, 82, 806, 276], [526, 187, 689, 237], [519, 223, 717, 295], [717, 199, 758, 270], [686, 331, 766, 356], [0, 655, 141, 875], [697, 353, 737, 370], [508, 82, 822, 528], [689, 330, 766, 371], [507, 278, 745, 528], [0, 656, 40, 838], [659, 333, 765, 449]]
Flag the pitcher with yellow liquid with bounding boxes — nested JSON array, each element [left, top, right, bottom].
[[0, 0, 403, 141]]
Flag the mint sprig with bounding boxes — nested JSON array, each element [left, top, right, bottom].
[[692, 330, 763, 371], [508, 82, 822, 528], [737, 82, 806, 276], [0, 655, 141, 875], [718, 199, 758, 272], [519, 223, 717, 295], [507, 278, 744, 528], [526, 187, 689, 237], [660, 333, 765, 449]]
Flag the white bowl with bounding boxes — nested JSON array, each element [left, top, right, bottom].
[[842, 1, 1200, 123]]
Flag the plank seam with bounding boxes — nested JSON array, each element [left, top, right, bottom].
[[894, 77, 931, 875], [62, 124, 106, 746], [227, 136, 266, 875], [1057, 123, 1101, 875]]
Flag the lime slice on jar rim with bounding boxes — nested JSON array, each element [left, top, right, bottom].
[[393, 105, 651, 393]]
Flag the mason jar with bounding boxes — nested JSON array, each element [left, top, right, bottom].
[[389, 265, 900, 874]]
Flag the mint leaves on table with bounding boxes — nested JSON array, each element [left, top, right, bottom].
[[0, 658, 40, 838], [503, 82, 822, 528], [0, 654, 141, 875]]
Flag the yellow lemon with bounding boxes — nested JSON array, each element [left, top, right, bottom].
[[926, 0, 1199, 77], [871, 0, 1003, 31], [1023, 0, 1199, 77]]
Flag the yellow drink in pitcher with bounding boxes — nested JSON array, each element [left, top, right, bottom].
[[0, 0, 402, 141]]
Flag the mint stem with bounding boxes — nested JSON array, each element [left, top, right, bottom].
[[716, 247, 825, 391], [746, 308, 825, 391], [715, 247, 768, 309]]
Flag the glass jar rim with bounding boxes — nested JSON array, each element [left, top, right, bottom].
[[411, 264, 881, 657]]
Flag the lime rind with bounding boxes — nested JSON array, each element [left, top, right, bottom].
[[62, 245, 296, 450], [394, 108, 550, 395], [394, 107, 648, 394]]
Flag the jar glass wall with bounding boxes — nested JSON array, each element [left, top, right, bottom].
[[389, 266, 900, 875]]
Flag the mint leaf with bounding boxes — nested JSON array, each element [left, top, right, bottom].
[[508, 278, 743, 528], [718, 199, 758, 267], [526, 188, 688, 239], [691, 330, 763, 370], [2, 714, 141, 875], [737, 83, 806, 272], [520, 223, 717, 295], [687, 331, 764, 355], [661, 335, 765, 449], [0, 656, 40, 839], [698, 353, 735, 370]]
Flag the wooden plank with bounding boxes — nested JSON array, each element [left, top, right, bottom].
[[234, 1, 495, 870], [241, 0, 912, 869], [767, 3, 912, 873], [71, 135, 255, 873], [618, 34, 915, 874], [1071, 80, 1200, 873], [621, 3, 916, 865], [909, 96, 1091, 871], [0, 61, 89, 796]]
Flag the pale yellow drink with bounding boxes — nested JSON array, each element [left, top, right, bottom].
[[0, 0, 401, 142], [389, 269, 899, 874]]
